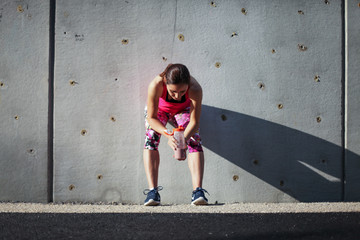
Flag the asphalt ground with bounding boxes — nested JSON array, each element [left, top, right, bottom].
[[1, 203, 360, 240]]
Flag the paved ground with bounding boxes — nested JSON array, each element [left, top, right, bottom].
[[1, 202, 360, 239]]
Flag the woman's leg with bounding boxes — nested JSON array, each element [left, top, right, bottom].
[[143, 107, 168, 190], [143, 149, 160, 189], [174, 107, 205, 191], [189, 150, 208, 205], [188, 151, 204, 190]]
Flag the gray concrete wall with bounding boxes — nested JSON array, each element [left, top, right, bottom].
[[0, 0, 50, 202], [1, 0, 359, 204], [345, 0, 360, 201]]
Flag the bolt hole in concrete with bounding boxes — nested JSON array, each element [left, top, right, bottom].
[[215, 62, 221, 68], [17, 5, 23, 13], [271, 49, 276, 54], [162, 56, 167, 61], [253, 159, 259, 165], [221, 114, 227, 121], [0, 82, 4, 87], [122, 39, 129, 45], [110, 116, 116, 122], [280, 180, 285, 186], [314, 75, 320, 82], [258, 82, 265, 90], [241, 8, 247, 15], [298, 44, 308, 51], [27, 149, 35, 154], [115, 78, 118, 81], [81, 129, 87, 136], [210, 1, 216, 7], [231, 32, 238, 37], [316, 116, 322, 123], [14, 115, 19, 120], [233, 175, 239, 181], [69, 80, 77, 86], [178, 34, 184, 42], [69, 185, 75, 191], [278, 104, 283, 109], [298, 10, 304, 15], [324, 0, 330, 4], [97, 175, 103, 180]]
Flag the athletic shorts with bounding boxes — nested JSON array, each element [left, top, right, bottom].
[[144, 106, 203, 153]]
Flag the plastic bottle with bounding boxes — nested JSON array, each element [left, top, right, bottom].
[[173, 126, 187, 160]]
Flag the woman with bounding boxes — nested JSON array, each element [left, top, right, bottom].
[[143, 63, 209, 206]]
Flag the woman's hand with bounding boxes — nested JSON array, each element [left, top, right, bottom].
[[167, 135, 188, 151], [167, 135, 178, 151]]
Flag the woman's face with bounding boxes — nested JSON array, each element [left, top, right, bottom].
[[167, 84, 188, 101]]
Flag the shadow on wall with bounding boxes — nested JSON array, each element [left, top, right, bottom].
[[200, 105, 356, 202]]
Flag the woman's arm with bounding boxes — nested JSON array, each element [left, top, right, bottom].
[[146, 77, 168, 135], [146, 76, 177, 150], [185, 77, 203, 142]]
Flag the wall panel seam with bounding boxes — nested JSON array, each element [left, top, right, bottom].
[[48, 0, 56, 203]]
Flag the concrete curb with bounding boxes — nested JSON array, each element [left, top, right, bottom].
[[1, 202, 360, 214]]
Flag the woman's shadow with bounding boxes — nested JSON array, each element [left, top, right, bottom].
[[200, 105, 358, 202]]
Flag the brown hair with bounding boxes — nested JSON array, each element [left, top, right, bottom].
[[160, 64, 190, 85]]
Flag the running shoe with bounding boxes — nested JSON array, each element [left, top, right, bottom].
[[143, 186, 163, 206], [191, 187, 209, 205]]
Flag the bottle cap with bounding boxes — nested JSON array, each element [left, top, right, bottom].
[[173, 125, 184, 132]]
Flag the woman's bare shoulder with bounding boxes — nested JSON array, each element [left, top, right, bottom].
[[149, 75, 164, 88], [189, 76, 202, 92], [189, 76, 202, 101], [148, 75, 164, 98]]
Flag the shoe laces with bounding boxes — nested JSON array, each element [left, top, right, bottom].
[[193, 187, 210, 196], [143, 186, 163, 195]]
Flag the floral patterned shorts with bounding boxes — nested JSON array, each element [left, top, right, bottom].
[[144, 107, 203, 153]]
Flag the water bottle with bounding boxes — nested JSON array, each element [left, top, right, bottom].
[[173, 126, 187, 160]]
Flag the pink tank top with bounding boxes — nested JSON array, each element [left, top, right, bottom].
[[158, 82, 191, 114]]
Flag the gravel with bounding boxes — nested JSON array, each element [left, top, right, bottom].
[[1, 202, 359, 214]]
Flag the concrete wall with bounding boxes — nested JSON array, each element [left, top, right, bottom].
[[0, 0, 359, 204], [0, 0, 50, 202], [345, 0, 360, 201]]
